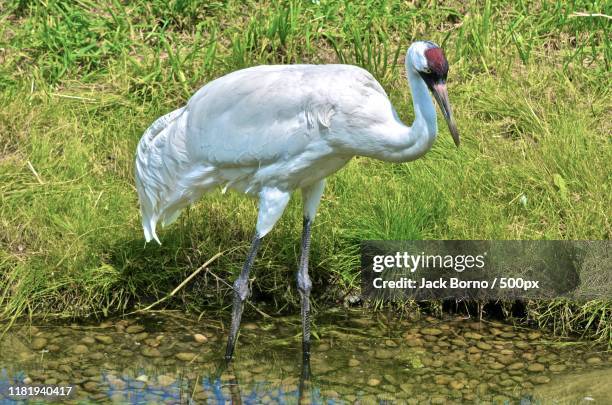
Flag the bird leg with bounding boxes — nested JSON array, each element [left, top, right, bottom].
[[225, 233, 261, 361], [297, 216, 313, 363]]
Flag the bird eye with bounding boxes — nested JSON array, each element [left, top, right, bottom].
[[422, 68, 431, 74]]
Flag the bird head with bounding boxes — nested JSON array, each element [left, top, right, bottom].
[[407, 41, 460, 147]]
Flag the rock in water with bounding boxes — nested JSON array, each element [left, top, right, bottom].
[[31, 337, 47, 350], [193, 334, 208, 344], [126, 325, 145, 334]]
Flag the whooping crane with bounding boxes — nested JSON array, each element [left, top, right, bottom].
[[135, 40, 460, 362]]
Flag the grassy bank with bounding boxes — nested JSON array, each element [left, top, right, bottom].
[[0, 1, 610, 343]]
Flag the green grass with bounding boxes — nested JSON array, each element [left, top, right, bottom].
[[0, 1, 610, 342]]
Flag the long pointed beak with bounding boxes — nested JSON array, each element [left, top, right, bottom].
[[432, 82, 460, 147]]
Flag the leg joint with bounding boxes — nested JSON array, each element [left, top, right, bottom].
[[233, 278, 250, 302], [297, 273, 312, 295]]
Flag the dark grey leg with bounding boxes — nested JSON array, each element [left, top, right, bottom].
[[297, 216, 313, 362], [225, 233, 261, 361]]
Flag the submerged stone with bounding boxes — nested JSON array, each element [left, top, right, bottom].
[[193, 334, 208, 344], [176, 352, 198, 362], [528, 363, 546, 372], [31, 337, 47, 350], [348, 358, 360, 367], [367, 378, 381, 386], [94, 335, 113, 345], [476, 342, 492, 350], [125, 325, 145, 334], [421, 328, 443, 336], [585, 356, 602, 365], [141, 347, 161, 358], [73, 345, 89, 354], [549, 364, 567, 372], [464, 332, 483, 340]]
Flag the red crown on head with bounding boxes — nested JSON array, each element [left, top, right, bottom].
[[424, 47, 448, 77]]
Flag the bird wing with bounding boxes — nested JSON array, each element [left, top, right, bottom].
[[183, 64, 390, 168]]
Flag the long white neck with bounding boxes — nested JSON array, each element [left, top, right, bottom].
[[407, 67, 437, 144], [363, 66, 438, 163]]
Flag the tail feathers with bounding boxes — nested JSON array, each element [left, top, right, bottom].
[[135, 107, 219, 244], [135, 107, 186, 245], [144, 214, 161, 245]]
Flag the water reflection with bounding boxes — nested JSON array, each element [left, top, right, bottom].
[[0, 310, 610, 404]]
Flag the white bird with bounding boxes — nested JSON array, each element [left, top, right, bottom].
[[135, 40, 460, 362]]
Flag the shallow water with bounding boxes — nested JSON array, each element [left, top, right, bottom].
[[0, 309, 610, 404]]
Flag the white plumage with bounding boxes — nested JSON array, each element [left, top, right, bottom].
[[134, 40, 459, 362], [135, 41, 459, 244]]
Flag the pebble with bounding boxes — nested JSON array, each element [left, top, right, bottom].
[[489, 362, 505, 370], [490, 328, 503, 336], [451, 338, 467, 347], [157, 374, 175, 387], [476, 342, 492, 350], [83, 368, 98, 377], [464, 332, 483, 340], [508, 362, 525, 370], [193, 334, 208, 344], [73, 345, 89, 354], [527, 363, 546, 372], [367, 378, 381, 386], [405, 338, 424, 347], [58, 365, 71, 374], [379, 375, 395, 387], [431, 395, 446, 404], [348, 358, 360, 367], [448, 380, 464, 390], [385, 339, 398, 347], [82, 381, 98, 392], [94, 335, 113, 345], [531, 375, 551, 384], [527, 331, 542, 340], [374, 349, 394, 359], [431, 360, 444, 368], [400, 382, 413, 394], [109, 379, 127, 390], [31, 337, 47, 350], [421, 328, 443, 336], [80, 336, 96, 345], [125, 325, 145, 334], [132, 332, 149, 341], [549, 364, 567, 372], [141, 347, 161, 358], [522, 352, 536, 361], [434, 375, 450, 385], [136, 375, 149, 383], [322, 390, 339, 399], [176, 352, 198, 362], [515, 341, 530, 349], [585, 356, 602, 365], [23, 377, 32, 384]]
